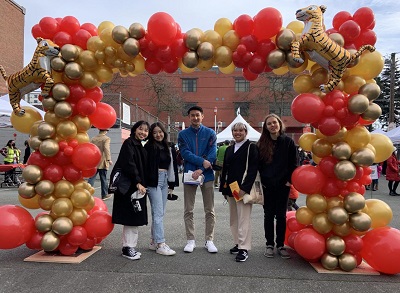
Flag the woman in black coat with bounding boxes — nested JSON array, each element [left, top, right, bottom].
[[111, 120, 150, 261], [220, 122, 259, 262]]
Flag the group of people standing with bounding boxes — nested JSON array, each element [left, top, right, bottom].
[[108, 105, 298, 263], [1, 139, 31, 185]]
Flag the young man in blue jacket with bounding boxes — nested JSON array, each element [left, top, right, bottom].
[[178, 106, 218, 253]]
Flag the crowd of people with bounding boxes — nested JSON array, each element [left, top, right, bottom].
[[0, 139, 31, 186]]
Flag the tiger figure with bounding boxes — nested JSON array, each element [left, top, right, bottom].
[[290, 5, 375, 93], [0, 37, 60, 116]]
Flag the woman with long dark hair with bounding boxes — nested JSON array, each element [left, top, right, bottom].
[[257, 114, 297, 259]]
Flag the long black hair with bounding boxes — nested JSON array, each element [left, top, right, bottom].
[[130, 120, 150, 140], [148, 122, 169, 149]]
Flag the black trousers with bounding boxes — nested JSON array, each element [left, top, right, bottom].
[[263, 184, 290, 248]]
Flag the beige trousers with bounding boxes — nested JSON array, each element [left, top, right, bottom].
[[228, 196, 253, 250]]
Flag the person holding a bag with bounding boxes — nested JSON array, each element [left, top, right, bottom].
[[257, 114, 298, 259], [145, 122, 179, 256], [111, 121, 150, 261], [219, 122, 259, 262]]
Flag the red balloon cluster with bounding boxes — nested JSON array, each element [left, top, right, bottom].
[[329, 7, 376, 50], [33, 16, 98, 49]]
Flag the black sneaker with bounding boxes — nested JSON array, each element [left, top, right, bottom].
[[230, 244, 239, 254], [122, 247, 141, 260], [277, 247, 291, 259], [235, 249, 248, 262]]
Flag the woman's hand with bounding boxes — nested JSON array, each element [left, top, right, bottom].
[[137, 183, 147, 195]]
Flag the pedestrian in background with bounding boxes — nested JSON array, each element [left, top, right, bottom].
[[1, 139, 21, 184], [214, 140, 230, 188], [23, 140, 31, 164], [386, 150, 400, 196]]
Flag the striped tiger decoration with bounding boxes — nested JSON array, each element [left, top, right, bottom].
[[290, 5, 375, 93], [0, 37, 60, 116]]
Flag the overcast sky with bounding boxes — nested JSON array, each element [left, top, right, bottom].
[[14, 0, 400, 65]]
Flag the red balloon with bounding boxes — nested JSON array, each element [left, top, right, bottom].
[[361, 227, 400, 274], [163, 58, 179, 73], [240, 35, 258, 52], [358, 116, 374, 126], [73, 29, 92, 50], [82, 167, 98, 178], [171, 38, 188, 58], [355, 29, 377, 48], [88, 102, 117, 129], [42, 164, 64, 183], [67, 226, 88, 246], [291, 93, 325, 123], [88, 197, 109, 215], [63, 164, 83, 182], [86, 86, 103, 103], [27, 151, 52, 169], [323, 105, 335, 117], [32, 24, 45, 39], [340, 109, 360, 128], [175, 23, 182, 39], [318, 156, 338, 178], [145, 58, 162, 74], [76, 97, 97, 116], [353, 7, 375, 30], [233, 14, 254, 38], [58, 237, 79, 256], [292, 165, 326, 194], [247, 54, 266, 74], [26, 231, 44, 250], [287, 231, 298, 249], [59, 16, 81, 35], [83, 211, 114, 238], [360, 174, 372, 185], [155, 46, 173, 63], [147, 12, 177, 46], [343, 234, 363, 254], [53, 150, 72, 166], [332, 11, 352, 30], [287, 217, 306, 232], [80, 23, 98, 36], [345, 180, 361, 192], [64, 146, 74, 156], [339, 20, 361, 44], [253, 8, 282, 41], [39, 17, 59, 39], [318, 116, 342, 136], [242, 67, 258, 81], [53, 31, 72, 48], [235, 44, 247, 56], [80, 237, 96, 251], [69, 139, 79, 148], [321, 178, 341, 198], [71, 143, 101, 170], [256, 39, 276, 58], [0, 205, 35, 249], [68, 84, 86, 103], [294, 228, 326, 260]]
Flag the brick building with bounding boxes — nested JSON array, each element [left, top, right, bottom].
[[0, 0, 25, 95]]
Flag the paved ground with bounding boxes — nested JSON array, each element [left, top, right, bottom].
[[0, 176, 399, 293]]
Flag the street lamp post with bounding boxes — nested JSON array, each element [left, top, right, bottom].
[[214, 107, 217, 132]]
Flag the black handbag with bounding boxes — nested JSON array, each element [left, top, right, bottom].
[[108, 167, 132, 195]]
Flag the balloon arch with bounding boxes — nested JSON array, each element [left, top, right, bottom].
[[1, 5, 400, 274]]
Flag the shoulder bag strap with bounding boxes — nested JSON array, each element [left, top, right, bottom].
[[242, 143, 251, 184]]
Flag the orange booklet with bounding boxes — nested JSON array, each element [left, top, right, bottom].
[[229, 181, 242, 201]]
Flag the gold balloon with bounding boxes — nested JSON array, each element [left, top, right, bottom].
[[39, 139, 59, 157], [95, 64, 114, 83], [51, 83, 69, 101], [128, 23, 145, 39], [52, 198, 74, 217], [54, 101, 73, 119], [178, 59, 196, 73], [117, 46, 134, 62], [41, 231, 60, 251], [80, 71, 99, 89], [334, 160, 356, 181], [214, 18, 232, 37], [29, 120, 42, 137], [350, 148, 375, 167], [306, 194, 327, 214], [39, 194, 56, 211], [298, 133, 318, 152], [22, 165, 43, 184], [132, 55, 145, 74], [62, 72, 80, 86], [312, 213, 333, 234], [44, 111, 62, 126], [286, 20, 304, 34], [349, 212, 371, 231], [182, 51, 199, 68], [56, 120, 78, 139], [75, 132, 90, 143], [213, 45, 232, 68], [19, 194, 40, 209], [222, 30, 240, 51], [332, 142, 352, 160], [78, 50, 99, 71], [50, 56, 66, 72], [347, 94, 369, 114], [296, 206, 315, 225], [312, 68, 329, 88], [122, 38, 140, 57], [358, 83, 381, 101], [197, 42, 214, 61], [185, 28, 204, 50], [69, 208, 88, 226], [276, 29, 296, 51], [293, 74, 314, 94], [365, 199, 393, 228], [327, 206, 349, 225], [203, 30, 222, 49], [71, 188, 92, 208], [87, 36, 106, 52], [35, 214, 54, 232], [329, 33, 345, 47], [64, 62, 83, 80], [324, 127, 348, 144], [100, 27, 119, 48], [74, 179, 90, 190], [332, 222, 351, 237], [326, 235, 346, 256], [343, 75, 366, 95], [42, 97, 57, 111], [71, 115, 91, 132], [345, 125, 371, 150], [83, 196, 96, 212], [347, 49, 360, 68], [348, 51, 384, 80], [321, 253, 339, 270], [344, 192, 365, 213], [361, 103, 382, 121], [312, 153, 322, 164], [197, 59, 214, 71], [326, 197, 344, 210], [54, 180, 75, 198], [10, 107, 43, 134], [312, 139, 332, 158], [37, 122, 56, 140], [52, 216, 73, 235], [338, 253, 357, 272], [61, 44, 80, 62], [219, 62, 235, 74], [18, 182, 36, 199], [267, 49, 286, 69], [370, 134, 394, 163], [112, 25, 129, 44], [35, 179, 55, 197]]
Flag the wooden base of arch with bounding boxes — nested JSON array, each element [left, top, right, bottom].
[[24, 246, 101, 264]]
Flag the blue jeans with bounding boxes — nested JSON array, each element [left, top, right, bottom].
[[147, 170, 168, 243], [88, 169, 108, 197]]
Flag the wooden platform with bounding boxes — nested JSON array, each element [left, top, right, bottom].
[[310, 260, 380, 275], [24, 246, 101, 264]]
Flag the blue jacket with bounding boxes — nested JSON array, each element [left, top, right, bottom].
[[178, 125, 217, 183]]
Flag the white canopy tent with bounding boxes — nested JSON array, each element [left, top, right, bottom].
[[216, 114, 261, 143], [0, 94, 45, 127]]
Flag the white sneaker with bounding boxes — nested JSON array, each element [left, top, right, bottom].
[[156, 243, 176, 256], [184, 240, 196, 253], [205, 240, 218, 253], [149, 242, 156, 251]]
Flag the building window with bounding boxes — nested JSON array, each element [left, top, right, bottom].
[[182, 78, 197, 92], [234, 102, 249, 116], [183, 102, 197, 116], [268, 102, 292, 116], [235, 78, 250, 92]]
